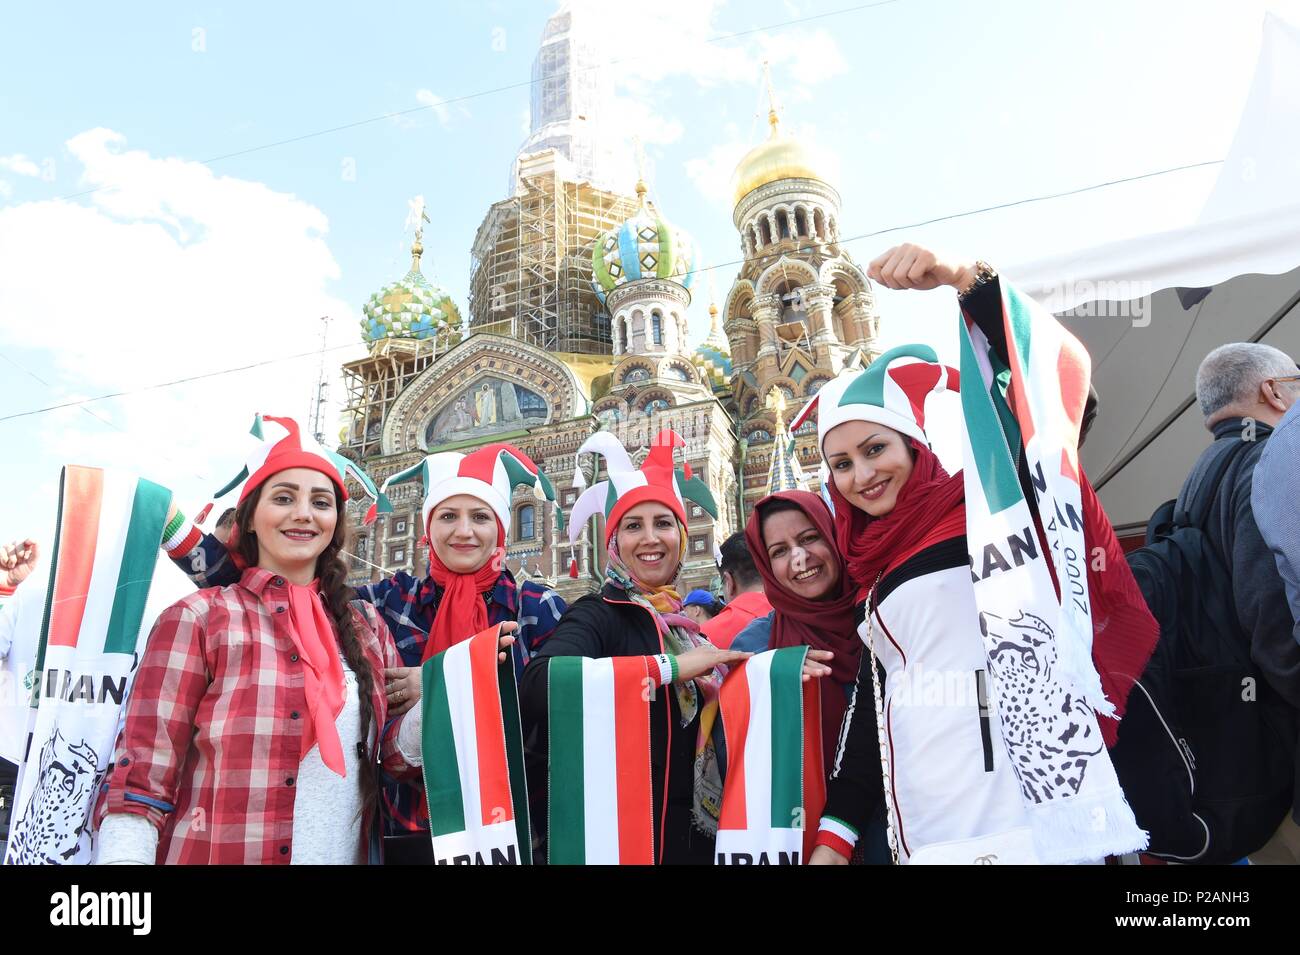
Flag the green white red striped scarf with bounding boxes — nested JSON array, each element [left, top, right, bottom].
[[716, 647, 825, 865], [5, 466, 171, 866], [958, 282, 1146, 863], [547, 655, 656, 864], [420, 625, 531, 864]]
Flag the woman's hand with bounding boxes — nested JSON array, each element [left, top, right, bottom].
[[0, 539, 39, 590], [867, 243, 976, 293], [385, 623, 518, 715], [496, 622, 517, 664], [674, 644, 751, 683], [384, 666, 421, 716], [809, 844, 849, 865], [801, 649, 834, 682]]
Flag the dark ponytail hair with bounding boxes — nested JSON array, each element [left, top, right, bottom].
[[233, 482, 381, 822]]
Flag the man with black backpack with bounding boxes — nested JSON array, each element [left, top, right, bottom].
[[1119, 342, 1300, 863], [1180, 344, 1300, 704]]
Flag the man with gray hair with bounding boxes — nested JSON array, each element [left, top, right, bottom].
[[1178, 342, 1300, 702], [1173, 342, 1300, 861]]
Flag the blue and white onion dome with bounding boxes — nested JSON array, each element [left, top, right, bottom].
[[590, 180, 694, 304], [692, 301, 732, 392], [360, 237, 463, 343]]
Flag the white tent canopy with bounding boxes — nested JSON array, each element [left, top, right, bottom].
[[1008, 13, 1300, 533]]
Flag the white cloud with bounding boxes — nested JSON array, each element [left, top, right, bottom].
[[684, 140, 751, 208], [0, 129, 356, 536], [415, 89, 456, 126], [0, 181, 11, 199], [0, 154, 41, 177]]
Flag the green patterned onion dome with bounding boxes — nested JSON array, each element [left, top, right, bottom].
[[693, 302, 732, 393], [591, 182, 694, 300], [361, 241, 461, 344]]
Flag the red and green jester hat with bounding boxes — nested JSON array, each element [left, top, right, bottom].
[[365, 442, 559, 660], [565, 428, 718, 577]]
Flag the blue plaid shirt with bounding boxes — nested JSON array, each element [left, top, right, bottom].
[[171, 533, 566, 834]]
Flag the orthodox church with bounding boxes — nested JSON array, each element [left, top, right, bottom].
[[338, 6, 883, 601]]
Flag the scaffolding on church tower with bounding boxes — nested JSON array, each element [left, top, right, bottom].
[[469, 152, 640, 356]]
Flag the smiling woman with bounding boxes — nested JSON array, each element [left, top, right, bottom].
[[519, 428, 834, 865], [797, 244, 1155, 867], [95, 415, 426, 865], [520, 428, 752, 864]]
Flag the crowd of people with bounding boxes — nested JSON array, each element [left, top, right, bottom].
[[2, 243, 1298, 865]]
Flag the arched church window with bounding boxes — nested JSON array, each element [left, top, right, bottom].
[[794, 207, 808, 237], [776, 209, 790, 239], [747, 226, 757, 254], [651, 312, 663, 345], [517, 504, 536, 541], [813, 208, 826, 239], [759, 216, 772, 246]]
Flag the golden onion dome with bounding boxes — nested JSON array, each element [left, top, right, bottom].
[[731, 110, 827, 207]]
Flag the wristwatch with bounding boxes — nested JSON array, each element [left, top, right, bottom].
[[957, 260, 997, 301]]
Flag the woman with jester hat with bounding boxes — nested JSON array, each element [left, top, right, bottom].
[[519, 428, 834, 864], [802, 245, 1159, 866], [94, 415, 514, 864], [158, 421, 567, 864]]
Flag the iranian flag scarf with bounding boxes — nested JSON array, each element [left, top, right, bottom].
[[547, 655, 656, 865], [958, 281, 1148, 863], [5, 466, 171, 866], [421, 624, 531, 864], [715, 647, 825, 865]]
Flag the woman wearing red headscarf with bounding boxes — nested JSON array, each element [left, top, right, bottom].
[[805, 245, 1158, 866], [736, 491, 861, 768]]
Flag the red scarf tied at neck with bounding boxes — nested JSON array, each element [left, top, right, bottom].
[[423, 528, 506, 662]]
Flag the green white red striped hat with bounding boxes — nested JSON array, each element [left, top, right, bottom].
[[790, 344, 959, 451], [197, 414, 380, 523], [567, 428, 717, 545], [366, 442, 556, 536]]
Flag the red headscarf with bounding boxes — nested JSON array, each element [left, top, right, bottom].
[[745, 490, 862, 764], [829, 439, 966, 597], [422, 522, 506, 662]]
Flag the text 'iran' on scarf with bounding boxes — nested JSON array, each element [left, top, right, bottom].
[[422, 521, 507, 663], [828, 437, 966, 598], [745, 490, 863, 764]]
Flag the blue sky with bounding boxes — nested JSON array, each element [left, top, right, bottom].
[[0, 0, 1290, 609]]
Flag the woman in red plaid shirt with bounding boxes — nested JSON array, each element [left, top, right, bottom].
[[95, 416, 513, 864]]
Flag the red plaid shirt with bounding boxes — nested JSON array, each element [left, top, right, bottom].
[[99, 568, 417, 864]]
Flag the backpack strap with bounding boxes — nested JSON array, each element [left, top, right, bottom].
[[1173, 435, 1257, 530]]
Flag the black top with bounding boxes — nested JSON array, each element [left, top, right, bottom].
[[519, 582, 716, 864]]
